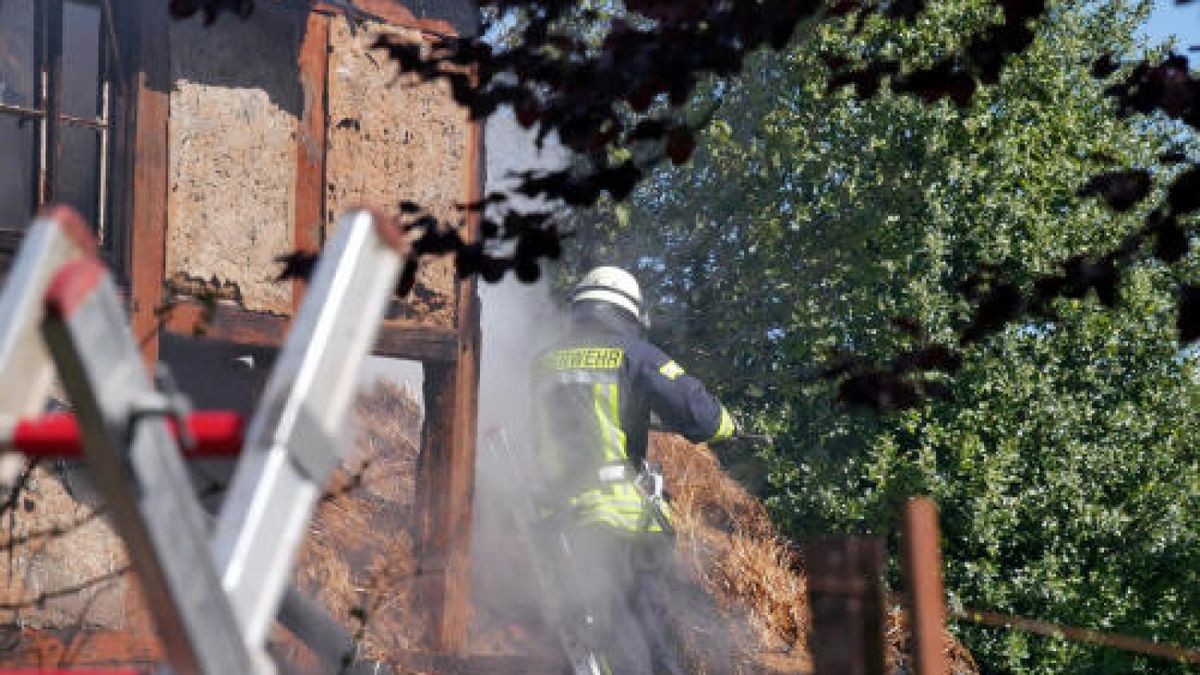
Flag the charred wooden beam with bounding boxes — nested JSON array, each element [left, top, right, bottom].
[[161, 302, 462, 363], [375, 322, 459, 362], [161, 301, 289, 348]]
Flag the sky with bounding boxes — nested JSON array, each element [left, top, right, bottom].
[[1143, 0, 1200, 50]]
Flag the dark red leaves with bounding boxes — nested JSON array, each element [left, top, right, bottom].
[[624, 0, 709, 23], [895, 64, 977, 107], [891, 316, 925, 338], [1077, 169, 1153, 212], [999, 0, 1045, 23], [1106, 54, 1200, 123], [827, 316, 963, 413], [515, 99, 541, 128], [600, 162, 643, 200], [823, 0, 1045, 106], [884, 0, 926, 22], [1060, 256, 1120, 307], [836, 371, 923, 413], [1179, 285, 1200, 343], [828, 68, 885, 98], [899, 345, 964, 374], [666, 128, 696, 165], [627, 83, 658, 112], [1091, 54, 1120, 79], [833, 348, 959, 412], [629, 120, 668, 141], [1167, 165, 1200, 214], [966, 23, 1034, 85], [961, 282, 1024, 344], [1153, 218, 1189, 263], [275, 252, 319, 282]]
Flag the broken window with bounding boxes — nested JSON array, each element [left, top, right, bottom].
[[0, 0, 118, 258]]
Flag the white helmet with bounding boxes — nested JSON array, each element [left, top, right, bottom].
[[572, 265, 648, 327]]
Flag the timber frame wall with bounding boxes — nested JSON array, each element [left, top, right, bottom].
[[118, 0, 480, 657]]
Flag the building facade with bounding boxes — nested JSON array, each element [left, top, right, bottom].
[[0, 0, 481, 666]]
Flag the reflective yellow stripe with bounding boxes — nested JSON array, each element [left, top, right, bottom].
[[577, 508, 665, 532], [593, 383, 615, 462], [658, 500, 674, 524], [708, 407, 735, 442], [546, 347, 624, 371], [593, 383, 626, 462], [572, 485, 668, 532], [608, 383, 626, 460], [577, 383, 666, 532], [658, 360, 685, 380]]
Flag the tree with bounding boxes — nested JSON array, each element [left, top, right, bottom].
[[565, 0, 1200, 671]]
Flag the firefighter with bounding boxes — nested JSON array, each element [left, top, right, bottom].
[[531, 265, 736, 675]]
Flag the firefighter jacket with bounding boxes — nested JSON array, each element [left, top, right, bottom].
[[532, 301, 735, 533]]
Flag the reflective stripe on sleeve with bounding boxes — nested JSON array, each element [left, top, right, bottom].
[[658, 360, 685, 380], [708, 407, 735, 443]]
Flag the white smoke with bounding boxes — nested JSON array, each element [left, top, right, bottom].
[[471, 106, 571, 656], [476, 105, 570, 436], [471, 108, 739, 675]]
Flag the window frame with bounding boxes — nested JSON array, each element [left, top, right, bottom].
[[0, 0, 124, 265]]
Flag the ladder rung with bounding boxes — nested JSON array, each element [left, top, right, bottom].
[[2, 411, 244, 458]]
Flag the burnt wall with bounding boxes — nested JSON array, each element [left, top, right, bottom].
[[165, 7, 306, 316], [326, 16, 467, 328]]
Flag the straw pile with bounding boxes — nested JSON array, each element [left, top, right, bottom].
[[286, 379, 427, 666], [291, 381, 978, 674], [652, 432, 979, 674], [651, 432, 809, 673]]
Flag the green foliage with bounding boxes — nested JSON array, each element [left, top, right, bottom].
[[565, 0, 1200, 671]]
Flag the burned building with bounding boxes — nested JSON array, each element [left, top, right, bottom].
[[0, 0, 481, 668]]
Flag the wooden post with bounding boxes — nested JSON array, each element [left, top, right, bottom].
[[903, 497, 948, 675], [414, 103, 483, 653], [416, 345, 479, 653], [126, 1, 169, 366], [119, 0, 171, 640], [804, 537, 887, 675], [292, 12, 328, 312]]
